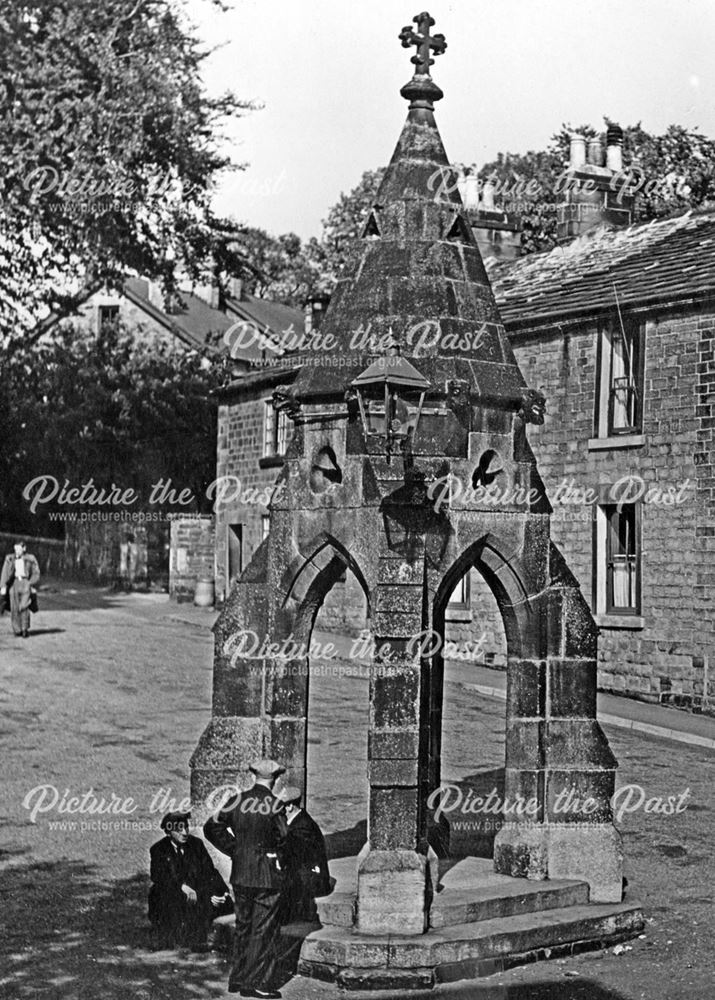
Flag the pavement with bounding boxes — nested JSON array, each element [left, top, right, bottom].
[[0, 579, 713, 1000]]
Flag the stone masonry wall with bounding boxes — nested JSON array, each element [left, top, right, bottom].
[[508, 306, 714, 710], [694, 318, 715, 708], [215, 391, 279, 602], [444, 568, 507, 667], [169, 515, 215, 602], [217, 389, 368, 633]]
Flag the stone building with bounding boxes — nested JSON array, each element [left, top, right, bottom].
[[488, 209, 715, 713]]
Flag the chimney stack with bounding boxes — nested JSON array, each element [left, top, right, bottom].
[[557, 122, 632, 243]]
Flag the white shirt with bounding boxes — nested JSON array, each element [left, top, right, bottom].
[[14, 558, 26, 579]]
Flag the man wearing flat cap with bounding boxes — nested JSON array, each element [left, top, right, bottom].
[[148, 811, 232, 951], [204, 759, 287, 999], [277, 786, 331, 924]]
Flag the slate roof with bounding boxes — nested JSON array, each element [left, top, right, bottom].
[[226, 294, 304, 348], [123, 279, 303, 364], [125, 278, 233, 350], [487, 210, 715, 331]]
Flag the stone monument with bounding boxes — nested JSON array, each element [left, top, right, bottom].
[[191, 12, 643, 988]]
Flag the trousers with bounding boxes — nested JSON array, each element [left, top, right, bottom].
[[230, 887, 282, 990], [9, 579, 31, 635]]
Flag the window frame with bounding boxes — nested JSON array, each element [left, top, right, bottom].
[[594, 318, 646, 440], [262, 399, 290, 459], [593, 500, 642, 618], [226, 523, 243, 593], [447, 573, 471, 612], [97, 303, 120, 333]]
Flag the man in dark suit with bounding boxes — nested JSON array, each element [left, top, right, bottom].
[[204, 759, 287, 999], [276, 786, 331, 924], [0, 541, 40, 637], [148, 811, 232, 951]]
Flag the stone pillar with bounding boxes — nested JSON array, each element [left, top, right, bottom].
[[190, 571, 270, 822], [493, 549, 623, 903], [356, 555, 433, 935], [190, 532, 310, 821], [542, 583, 623, 902]]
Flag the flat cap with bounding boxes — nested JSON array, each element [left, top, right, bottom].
[[277, 785, 302, 804], [160, 810, 191, 831], [248, 758, 285, 778]]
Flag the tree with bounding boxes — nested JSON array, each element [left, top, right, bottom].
[[225, 227, 327, 307], [313, 168, 386, 286], [474, 121, 715, 254], [215, 171, 389, 308], [0, 0, 255, 352], [0, 322, 231, 538]]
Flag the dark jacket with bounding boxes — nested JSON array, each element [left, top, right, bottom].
[[204, 784, 286, 890], [284, 809, 331, 897], [1, 553, 40, 611], [148, 834, 230, 924]]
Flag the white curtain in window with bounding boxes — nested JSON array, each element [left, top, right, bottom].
[[611, 555, 631, 607], [611, 336, 629, 429]]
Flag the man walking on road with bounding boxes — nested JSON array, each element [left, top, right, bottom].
[[0, 541, 40, 637], [204, 758, 287, 999]]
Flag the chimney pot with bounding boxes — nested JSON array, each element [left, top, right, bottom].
[[587, 137, 604, 167], [569, 134, 586, 169], [606, 123, 624, 172], [463, 173, 480, 210]]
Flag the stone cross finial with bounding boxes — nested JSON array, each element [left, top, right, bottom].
[[399, 12, 447, 77], [398, 12, 446, 109]]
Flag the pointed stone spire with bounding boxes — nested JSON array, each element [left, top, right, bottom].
[[292, 12, 525, 405]]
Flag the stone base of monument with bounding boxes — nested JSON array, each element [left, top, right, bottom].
[[287, 856, 644, 991]]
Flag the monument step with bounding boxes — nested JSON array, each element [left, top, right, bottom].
[[298, 900, 645, 990], [317, 856, 591, 930], [431, 877, 589, 929]]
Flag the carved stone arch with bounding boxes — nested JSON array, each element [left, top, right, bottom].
[[280, 532, 371, 620], [433, 533, 534, 659], [424, 532, 542, 832]]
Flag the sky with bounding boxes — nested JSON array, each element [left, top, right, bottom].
[[185, 0, 715, 240]]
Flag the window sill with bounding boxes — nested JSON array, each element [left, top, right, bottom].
[[596, 614, 644, 630], [258, 455, 285, 469], [446, 608, 472, 623], [588, 434, 645, 451]]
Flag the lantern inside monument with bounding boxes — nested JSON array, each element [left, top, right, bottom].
[[351, 345, 429, 459]]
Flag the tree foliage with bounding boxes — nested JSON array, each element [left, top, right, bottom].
[[318, 168, 386, 280], [0, 323, 231, 536], [473, 121, 715, 254], [0, 0, 254, 350], [227, 227, 327, 307]]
